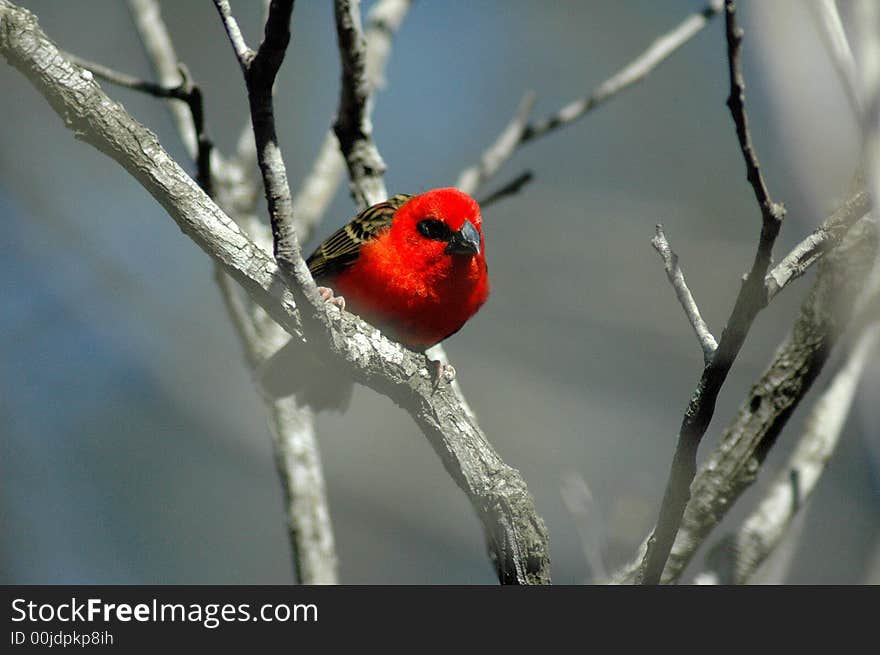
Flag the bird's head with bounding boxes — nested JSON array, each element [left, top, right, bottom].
[[390, 188, 484, 265]]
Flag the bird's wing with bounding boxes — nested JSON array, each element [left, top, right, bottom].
[[306, 194, 413, 280]]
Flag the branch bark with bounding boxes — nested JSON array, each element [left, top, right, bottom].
[[651, 224, 718, 364], [0, 0, 550, 585], [639, 0, 786, 584], [123, 0, 337, 582], [701, 319, 880, 584], [614, 216, 878, 583]]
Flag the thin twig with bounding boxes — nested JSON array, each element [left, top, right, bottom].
[[456, 92, 537, 196], [213, 0, 254, 67], [126, 0, 198, 157], [651, 224, 718, 363], [333, 0, 388, 209], [454, 0, 723, 197], [477, 171, 534, 209], [765, 188, 870, 302], [290, 0, 411, 241], [523, 0, 724, 144], [639, 0, 785, 584]]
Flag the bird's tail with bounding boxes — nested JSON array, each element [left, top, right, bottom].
[[256, 337, 354, 412]]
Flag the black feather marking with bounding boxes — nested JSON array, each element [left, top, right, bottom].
[[306, 194, 412, 281]]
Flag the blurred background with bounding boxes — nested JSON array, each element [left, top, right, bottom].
[[1, 0, 878, 584]]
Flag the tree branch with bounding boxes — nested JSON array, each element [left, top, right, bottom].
[[293, 0, 410, 240], [701, 318, 880, 584], [456, 92, 537, 196], [333, 0, 387, 209], [639, 0, 785, 584], [0, 0, 551, 586], [454, 0, 724, 196], [209, 0, 551, 584], [477, 171, 534, 209], [765, 188, 870, 302], [651, 224, 718, 363], [120, 0, 338, 582], [522, 0, 724, 144], [614, 217, 879, 583]]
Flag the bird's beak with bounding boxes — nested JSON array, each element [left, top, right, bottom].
[[445, 220, 481, 255]]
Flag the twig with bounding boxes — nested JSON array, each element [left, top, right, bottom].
[[614, 216, 878, 584], [454, 0, 724, 196], [651, 225, 718, 363], [213, 0, 254, 67], [333, 0, 388, 209], [765, 188, 870, 302], [639, 0, 785, 584], [477, 171, 534, 209], [291, 0, 411, 240], [207, 0, 551, 583], [456, 92, 537, 196], [66, 54, 214, 195], [524, 0, 724, 144], [126, 0, 198, 158]]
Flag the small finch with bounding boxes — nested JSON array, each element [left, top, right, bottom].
[[260, 187, 489, 409]]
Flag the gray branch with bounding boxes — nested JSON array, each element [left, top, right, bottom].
[[765, 188, 870, 302], [651, 224, 718, 364], [614, 217, 878, 583], [639, 0, 787, 584], [455, 0, 724, 196], [333, 0, 388, 209], [456, 92, 537, 196], [522, 0, 724, 144], [0, 0, 551, 585], [294, 0, 410, 240], [122, 0, 338, 583], [701, 318, 880, 584]]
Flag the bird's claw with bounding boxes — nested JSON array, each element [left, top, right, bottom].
[[318, 286, 345, 311], [429, 359, 456, 389]]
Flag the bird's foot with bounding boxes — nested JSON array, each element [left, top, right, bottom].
[[318, 286, 345, 311], [429, 359, 456, 389]]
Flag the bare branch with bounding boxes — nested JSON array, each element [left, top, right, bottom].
[[710, 320, 880, 584], [216, 268, 339, 584], [639, 0, 785, 584], [126, 0, 199, 157], [207, 0, 550, 583], [333, 0, 387, 209], [765, 189, 870, 302], [456, 92, 537, 196], [523, 0, 724, 144], [651, 224, 718, 363], [723, 1, 786, 228], [455, 0, 723, 197], [0, 0, 552, 584], [477, 171, 534, 209], [292, 0, 410, 240], [213, 0, 254, 68], [614, 216, 879, 584]]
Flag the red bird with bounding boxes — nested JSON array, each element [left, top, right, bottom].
[[260, 187, 489, 409]]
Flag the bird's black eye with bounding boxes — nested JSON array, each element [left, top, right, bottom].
[[416, 218, 453, 242]]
